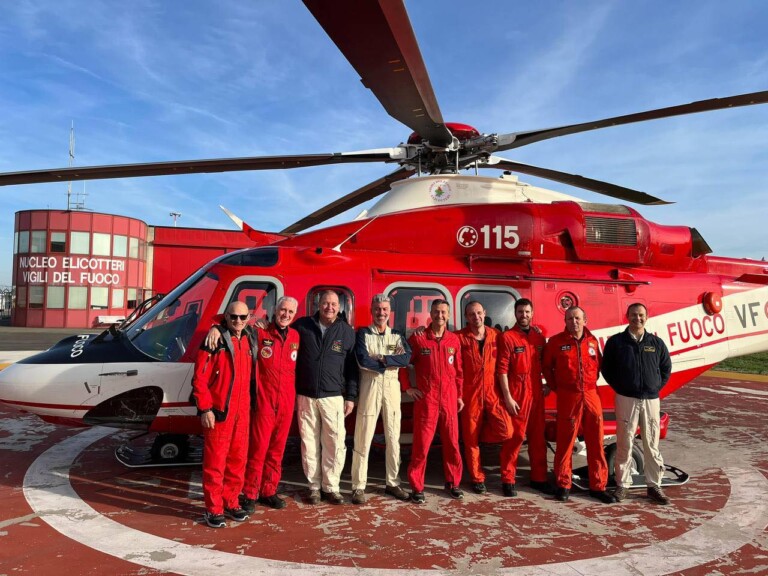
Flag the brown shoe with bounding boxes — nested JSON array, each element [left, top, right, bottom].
[[351, 489, 366, 505], [613, 486, 629, 502], [647, 485, 670, 505], [321, 490, 345, 505], [307, 489, 321, 505], [384, 485, 410, 501]]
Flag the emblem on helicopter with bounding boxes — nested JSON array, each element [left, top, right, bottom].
[[429, 180, 452, 202], [456, 226, 479, 248]]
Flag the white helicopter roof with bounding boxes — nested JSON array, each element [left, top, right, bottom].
[[355, 172, 585, 221]]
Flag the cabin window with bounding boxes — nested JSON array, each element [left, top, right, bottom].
[[227, 282, 279, 326], [457, 288, 518, 332], [307, 287, 354, 326], [386, 286, 449, 336]]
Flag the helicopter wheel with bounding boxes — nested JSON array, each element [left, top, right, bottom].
[[605, 441, 645, 478], [150, 434, 190, 464]]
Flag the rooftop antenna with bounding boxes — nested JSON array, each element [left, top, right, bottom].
[[67, 122, 89, 211], [170, 212, 182, 227]]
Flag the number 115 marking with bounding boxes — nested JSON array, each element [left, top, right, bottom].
[[480, 225, 520, 249]]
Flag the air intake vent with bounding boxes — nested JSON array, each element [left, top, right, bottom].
[[585, 217, 637, 246]]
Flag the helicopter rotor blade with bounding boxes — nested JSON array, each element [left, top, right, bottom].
[[0, 149, 404, 187], [487, 157, 672, 206], [281, 166, 414, 234], [303, 0, 453, 148], [496, 90, 768, 151]]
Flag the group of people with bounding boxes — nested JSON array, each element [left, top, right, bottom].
[[191, 290, 672, 528]]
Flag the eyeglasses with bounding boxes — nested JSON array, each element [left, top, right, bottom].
[[228, 314, 249, 321]]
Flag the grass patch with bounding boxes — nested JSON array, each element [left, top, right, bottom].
[[715, 352, 768, 375]]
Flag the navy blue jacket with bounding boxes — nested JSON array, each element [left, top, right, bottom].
[[601, 328, 672, 400], [293, 313, 358, 401]]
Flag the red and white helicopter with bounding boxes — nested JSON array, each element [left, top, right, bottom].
[[0, 0, 766, 470]]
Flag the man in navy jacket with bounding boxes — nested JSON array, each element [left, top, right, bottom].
[[293, 290, 358, 505], [601, 303, 672, 505]]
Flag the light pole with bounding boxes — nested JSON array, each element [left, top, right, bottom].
[[170, 212, 181, 227]]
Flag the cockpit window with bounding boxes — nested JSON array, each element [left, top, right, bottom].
[[124, 271, 219, 361], [219, 248, 279, 267]]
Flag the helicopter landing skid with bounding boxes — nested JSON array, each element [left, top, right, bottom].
[[114, 433, 202, 468], [571, 464, 689, 491]]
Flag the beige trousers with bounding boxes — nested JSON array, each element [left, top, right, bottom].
[[614, 393, 664, 488], [351, 375, 402, 490], [296, 394, 346, 493]]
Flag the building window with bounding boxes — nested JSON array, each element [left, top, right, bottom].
[[113, 235, 127, 258], [68, 286, 87, 309], [50, 232, 66, 253], [46, 286, 65, 309], [93, 233, 111, 256], [31, 231, 47, 253], [129, 238, 139, 259], [18, 231, 30, 253], [127, 288, 138, 309], [70, 231, 90, 254], [17, 286, 27, 307], [29, 286, 44, 309], [91, 287, 109, 309], [112, 288, 125, 308], [387, 286, 449, 336]]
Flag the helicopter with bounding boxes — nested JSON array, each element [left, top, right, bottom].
[[1, 0, 767, 468]]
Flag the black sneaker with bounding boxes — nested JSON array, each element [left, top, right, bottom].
[[307, 489, 321, 505], [444, 483, 464, 499], [502, 483, 517, 497], [384, 485, 410, 501], [224, 507, 249, 521], [320, 490, 345, 505], [411, 491, 425, 504], [647, 486, 671, 505], [258, 494, 287, 509], [554, 487, 570, 502], [239, 495, 257, 515], [589, 490, 617, 504], [529, 480, 553, 495], [204, 511, 226, 528], [472, 482, 487, 494]]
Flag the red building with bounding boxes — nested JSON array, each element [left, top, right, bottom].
[[12, 210, 255, 328]]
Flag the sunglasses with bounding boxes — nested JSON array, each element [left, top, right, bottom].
[[228, 314, 249, 321]]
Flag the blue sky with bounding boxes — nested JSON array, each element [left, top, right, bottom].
[[1, 0, 766, 286]]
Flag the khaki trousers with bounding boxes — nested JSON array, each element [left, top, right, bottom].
[[614, 393, 664, 488], [296, 394, 346, 493]]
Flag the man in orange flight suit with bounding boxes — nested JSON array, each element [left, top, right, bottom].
[[191, 300, 257, 528], [509, 298, 552, 494], [496, 314, 533, 497], [542, 306, 616, 504], [455, 301, 514, 495]]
